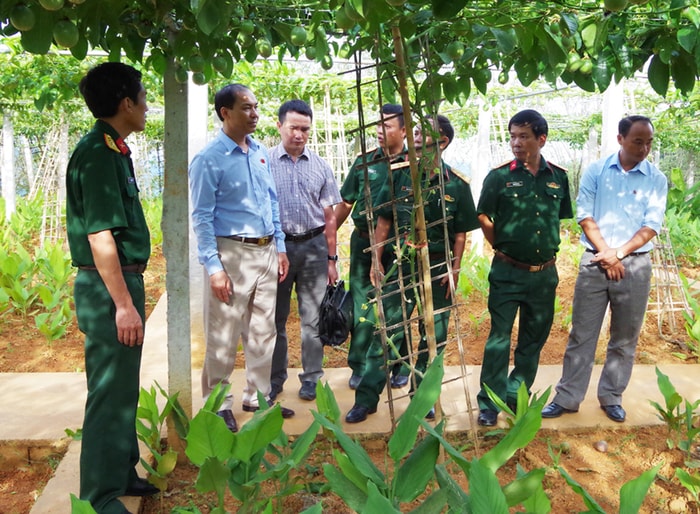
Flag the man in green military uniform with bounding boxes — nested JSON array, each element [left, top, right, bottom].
[[335, 104, 406, 390], [66, 62, 157, 514], [476, 109, 573, 427], [345, 114, 480, 423]]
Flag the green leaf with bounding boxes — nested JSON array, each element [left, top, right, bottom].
[[682, 6, 700, 28], [480, 401, 542, 473], [156, 449, 179, 476], [592, 51, 613, 91], [491, 27, 517, 53], [432, 0, 468, 20], [469, 459, 509, 514], [675, 468, 700, 500], [389, 353, 444, 461], [408, 489, 448, 513], [581, 23, 597, 51], [315, 380, 341, 424], [647, 54, 670, 96], [185, 411, 235, 465], [514, 58, 538, 87], [313, 411, 386, 487], [557, 466, 606, 512], [654, 366, 683, 411], [196, 0, 221, 36], [195, 456, 229, 500], [502, 467, 546, 507], [619, 463, 661, 514], [394, 435, 440, 503], [334, 448, 370, 493], [365, 481, 399, 512], [232, 406, 284, 462], [677, 27, 697, 54], [435, 465, 470, 511], [322, 463, 368, 511], [519, 464, 551, 513], [70, 493, 98, 513], [671, 50, 697, 95]]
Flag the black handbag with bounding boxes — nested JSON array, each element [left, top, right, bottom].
[[318, 280, 353, 347]]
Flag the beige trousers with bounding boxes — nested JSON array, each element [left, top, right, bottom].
[[201, 237, 278, 410]]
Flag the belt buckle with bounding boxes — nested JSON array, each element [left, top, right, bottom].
[[529, 263, 544, 272], [258, 236, 271, 246]]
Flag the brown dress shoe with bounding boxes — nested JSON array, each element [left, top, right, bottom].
[[216, 409, 238, 432]]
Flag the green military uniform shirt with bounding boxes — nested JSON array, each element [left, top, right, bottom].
[[66, 119, 150, 267], [477, 157, 572, 264], [377, 160, 480, 254], [340, 147, 395, 232]]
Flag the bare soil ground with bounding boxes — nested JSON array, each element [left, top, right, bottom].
[[1, 245, 698, 513]]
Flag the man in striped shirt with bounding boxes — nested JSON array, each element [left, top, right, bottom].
[[269, 99, 342, 402]]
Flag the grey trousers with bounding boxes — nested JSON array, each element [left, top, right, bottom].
[[553, 251, 652, 409], [271, 232, 328, 388]]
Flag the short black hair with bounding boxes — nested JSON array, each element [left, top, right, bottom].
[[278, 99, 313, 123], [619, 115, 653, 136], [381, 103, 404, 128], [424, 114, 454, 147], [79, 62, 143, 119], [508, 109, 548, 137], [214, 83, 251, 121]]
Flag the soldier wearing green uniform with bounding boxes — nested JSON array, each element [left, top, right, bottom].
[[66, 63, 157, 514], [476, 109, 573, 427], [335, 104, 406, 390], [345, 114, 480, 423]]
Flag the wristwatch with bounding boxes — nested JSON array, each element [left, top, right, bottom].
[[615, 248, 626, 260], [328, 255, 338, 261]]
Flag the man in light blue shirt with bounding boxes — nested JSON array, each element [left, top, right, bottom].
[[542, 115, 668, 423], [189, 84, 294, 433]]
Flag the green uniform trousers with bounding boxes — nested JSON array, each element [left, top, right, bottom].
[[346, 229, 378, 376], [75, 269, 145, 514], [355, 259, 452, 409], [477, 258, 558, 411]]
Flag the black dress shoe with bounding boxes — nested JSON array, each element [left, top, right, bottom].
[[425, 407, 436, 420], [298, 380, 316, 401], [541, 402, 578, 419], [477, 409, 498, 426], [390, 374, 409, 388], [345, 404, 377, 423], [242, 400, 295, 418], [125, 477, 160, 497], [217, 409, 238, 433], [348, 374, 362, 390], [601, 404, 626, 422]]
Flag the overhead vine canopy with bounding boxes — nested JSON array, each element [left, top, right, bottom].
[[0, 0, 698, 99]]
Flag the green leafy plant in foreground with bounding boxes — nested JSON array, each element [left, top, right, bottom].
[[315, 353, 551, 513], [182, 387, 321, 513], [649, 366, 700, 464]]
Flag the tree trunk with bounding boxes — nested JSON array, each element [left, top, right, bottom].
[[2, 112, 16, 220]]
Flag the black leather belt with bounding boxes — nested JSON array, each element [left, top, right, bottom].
[[224, 234, 274, 246], [355, 229, 370, 239], [78, 263, 147, 273], [495, 251, 556, 272], [284, 225, 325, 242]]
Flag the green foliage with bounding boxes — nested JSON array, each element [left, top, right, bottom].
[[2, 0, 700, 98], [458, 246, 490, 300], [649, 367, 700, 463], [680, 274, 700, 352], [69, 494, 97, 513], [136, 381, 189, 492]]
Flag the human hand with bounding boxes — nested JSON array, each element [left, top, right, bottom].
[[278, 253, 289, 283], [210, 270, 232, 303], [115, 304, 144, 346], [370, 261, 385, 288], [328, 261, 338, 285]]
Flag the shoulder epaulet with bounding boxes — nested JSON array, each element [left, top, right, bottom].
[[103, 133, 130, 155], [494, 159, 514, 170], [356, 146, 378, 157], [547, 161, 568, 173], [390, 161, 410, 171], [448, 167, 471, 184]]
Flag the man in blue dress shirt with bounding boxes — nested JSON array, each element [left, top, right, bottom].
[[189, 84, 294, 433], [542, 115, 668, 423]]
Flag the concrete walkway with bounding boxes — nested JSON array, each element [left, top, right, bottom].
[[1, 294, 697, 513]]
